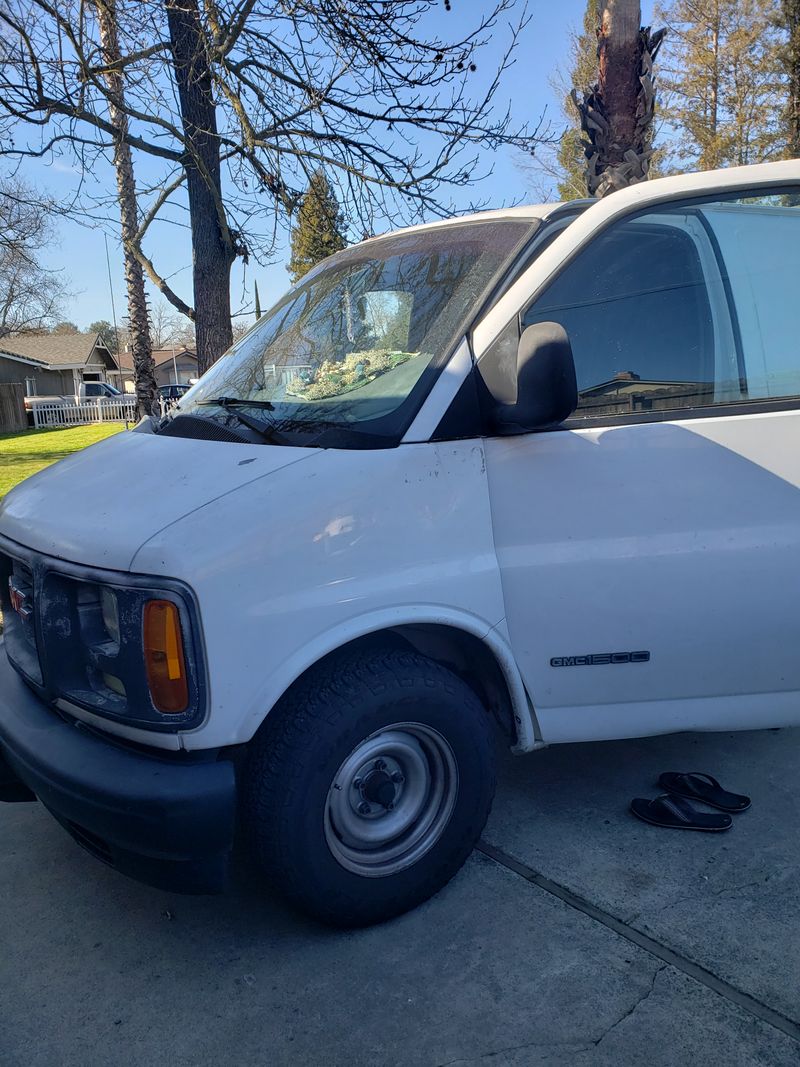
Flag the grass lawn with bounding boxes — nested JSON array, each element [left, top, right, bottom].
[[0, 424, 125, 500]]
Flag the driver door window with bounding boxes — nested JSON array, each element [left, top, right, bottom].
[[521, 191, 800, 421]]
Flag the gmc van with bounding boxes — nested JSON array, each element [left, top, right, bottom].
[[2, 161, 799, 926]]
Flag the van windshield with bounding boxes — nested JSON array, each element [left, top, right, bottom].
[[174, 220, 533, 445]]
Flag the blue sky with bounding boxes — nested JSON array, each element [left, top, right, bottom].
[[15, 0, 653, 333]]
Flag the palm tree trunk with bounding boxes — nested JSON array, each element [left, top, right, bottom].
[[94, 0, 158, 418], [573, 0, 665, 196]]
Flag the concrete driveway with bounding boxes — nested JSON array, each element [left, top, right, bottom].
[[2, 726, 799, 1066]]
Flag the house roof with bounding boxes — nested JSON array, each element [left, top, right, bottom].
[[116, 346, 197, 373], [0, 332, 108, 369], [582, 376, 709, 396]]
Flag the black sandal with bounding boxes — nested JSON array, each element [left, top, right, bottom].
[[658, 771, 751, 813], [630, 794, 733, 832]]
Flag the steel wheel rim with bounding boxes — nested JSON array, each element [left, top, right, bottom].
[[324, 722, 459, 878]]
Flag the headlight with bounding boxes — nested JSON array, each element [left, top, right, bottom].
[[34, 569, 206, 731], [100, 587, 120, 644]]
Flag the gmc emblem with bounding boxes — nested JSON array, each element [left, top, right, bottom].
[[8, 577, 32, 621], [550, 651, 650, 667]]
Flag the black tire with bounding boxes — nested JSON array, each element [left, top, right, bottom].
[[242, 646, 496, 927]]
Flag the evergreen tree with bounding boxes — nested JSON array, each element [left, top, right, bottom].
[[288, 172, 347, 284], [657, 0, 786, 169], [89, 319, 118, 354], [782, 0, 800, 155], [555, 1, 600, 200]]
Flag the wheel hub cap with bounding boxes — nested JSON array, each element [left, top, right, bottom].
[[324, 723, 459, 878], [360, 767, 397, 809]]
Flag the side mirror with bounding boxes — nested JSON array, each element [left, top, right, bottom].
[[492, 321, 577, 433]]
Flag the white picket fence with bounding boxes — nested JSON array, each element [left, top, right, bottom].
[[31, 397, 138, 429]]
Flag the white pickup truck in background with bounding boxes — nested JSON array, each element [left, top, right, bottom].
[[24, 381, 125, 413]]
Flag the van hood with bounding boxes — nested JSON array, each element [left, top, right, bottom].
[[0, 429, 315, 572]]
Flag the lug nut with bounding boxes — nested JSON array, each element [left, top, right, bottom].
[[386, 802, 394, 811], [391, 771, 404, 784], [357, 801, 371, 815], [374, 759, 387, 771], [352, 778, 362, 789]]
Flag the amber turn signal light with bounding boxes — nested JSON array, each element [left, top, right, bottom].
[[143, 599, 189, 713]]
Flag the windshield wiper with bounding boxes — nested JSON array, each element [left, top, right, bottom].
[[199, 395, 277, 410], [197, 395, 292, 444], [197, 397, 390, 449]]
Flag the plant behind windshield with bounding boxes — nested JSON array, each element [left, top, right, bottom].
[[179, 220, 532, 432]]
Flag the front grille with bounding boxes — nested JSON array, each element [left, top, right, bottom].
[[0, 553, 42, 684]]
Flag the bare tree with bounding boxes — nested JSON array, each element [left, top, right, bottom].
[[230, 319, 249, 344], [147, 301, 196, 349], [572, 0, 666, 195], [0, 180, 68, 336], [94, 0, 158, 417], [148, 300, 176, 349], [0, 0, 540, 371]]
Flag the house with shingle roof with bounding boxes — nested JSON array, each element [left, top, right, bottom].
[[0, 332, 122, 398], [115, 345, 199, 391]]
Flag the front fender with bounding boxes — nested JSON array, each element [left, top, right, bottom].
[[232, 605, 539, 753], [131, 441, 518, 751]]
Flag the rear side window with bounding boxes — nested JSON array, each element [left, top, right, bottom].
[[519, 189, 800, 421], [703, 200, 800, 399]]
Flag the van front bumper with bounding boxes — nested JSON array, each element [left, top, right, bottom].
[[0, 645, 236, 894]]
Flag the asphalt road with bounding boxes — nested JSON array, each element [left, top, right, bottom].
[[2, 726, 799, 1066]]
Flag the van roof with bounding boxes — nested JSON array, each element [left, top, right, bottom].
[[362, 201, 583, 244]]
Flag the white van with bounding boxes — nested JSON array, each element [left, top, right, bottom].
[[2, 161, 799, 925]]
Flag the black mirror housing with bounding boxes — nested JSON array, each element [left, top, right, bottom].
[[492, 321, 577, 433]]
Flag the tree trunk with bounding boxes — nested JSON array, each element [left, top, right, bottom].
[[94, 0, 158, 418], [164, 0, 234, 374], [598, 0, 641, 158], [785, 0, 800, 157], [572, 1, 665, 197], [708, 7, 720, 167]]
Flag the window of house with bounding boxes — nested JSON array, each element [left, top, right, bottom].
[[518, 189, 800, 420], [24, 377, 36, 397]]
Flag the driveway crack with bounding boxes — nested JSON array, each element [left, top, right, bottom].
[[591, 965, 667, 1048], [477, 840, 800, 1045], [434, 1038, 594, 1066], [434, 973, 667, 1067]]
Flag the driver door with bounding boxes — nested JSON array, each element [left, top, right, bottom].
[[480, 169, 800, 743]]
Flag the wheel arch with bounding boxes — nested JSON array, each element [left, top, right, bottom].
[[242, 608, 541, 753]]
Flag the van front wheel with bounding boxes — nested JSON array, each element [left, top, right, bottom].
[[242, 647, 496, 927]]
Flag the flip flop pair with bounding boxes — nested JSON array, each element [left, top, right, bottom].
[[630, 772, 751, 833]]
